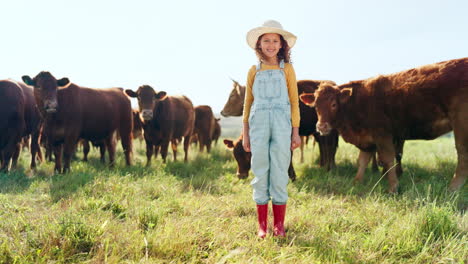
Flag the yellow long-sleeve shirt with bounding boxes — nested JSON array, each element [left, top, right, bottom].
[[242, 63, 300, 127]]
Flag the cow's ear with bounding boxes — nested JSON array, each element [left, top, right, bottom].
[[299, 93, 316, 107], [57, 78, 70, 87], [155, 91, 167, 100], [223, 139, 234, 150], [125, 89, 138, 97], [215, 118, 221, 121], [22, 75, 35, 86], [339, 88, 352, 104]]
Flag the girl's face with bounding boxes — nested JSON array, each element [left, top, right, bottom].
[[259, 33, 282, 61]]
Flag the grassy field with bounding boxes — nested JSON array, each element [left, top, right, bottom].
[[0, 129, 466, 263]]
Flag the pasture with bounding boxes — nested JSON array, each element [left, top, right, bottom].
[[0, 124, 466, 263]]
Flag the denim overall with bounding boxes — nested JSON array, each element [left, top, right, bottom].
[[249, 60, 292, 205]]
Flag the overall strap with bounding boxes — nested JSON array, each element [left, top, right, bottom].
[[279, 60, 285, 69], [256, 62, 262, 71]]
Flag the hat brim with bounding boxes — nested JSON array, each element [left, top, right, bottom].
[[246, 26, 297, 49]]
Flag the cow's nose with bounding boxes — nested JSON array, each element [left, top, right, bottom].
[[316, 122, 331, 135], [44, 100, 58, 113], [141, 110, 153, 120]]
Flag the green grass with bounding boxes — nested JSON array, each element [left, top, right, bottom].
[[0, 138, 466, 263]]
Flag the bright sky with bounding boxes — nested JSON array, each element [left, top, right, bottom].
[[2, 0, 467, 114]]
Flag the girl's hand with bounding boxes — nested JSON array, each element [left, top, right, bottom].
[[291, 127, 301, 150], [243, 135, 251, 152]]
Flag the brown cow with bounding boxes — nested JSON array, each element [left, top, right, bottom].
[[194, 105, 216, 153], [300, 58, 468, 192], [0, 80, 42, 171], [125, 85, 195, 165], [220, 80, 245, 117], [223, 136, 296, 181], [22, 72, 133, 173], [297, 80, 339, 170], [221, 79, 339, 170], [0, 80, 25, 171]]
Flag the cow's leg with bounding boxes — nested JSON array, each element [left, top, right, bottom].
[[99, 143, 106, 163], [11, 143, 21, 169], [325, 130, 339, 170], [62, 139, 78, 173], [82, 140, 90, 162], [154, 145, 160, 159], [119, 124, 133, 166], [206, 140, 212, 153], [53, 144, 63, 174], [299, 136, 305, 163], [160, 140, 170, 163], [450, 112, 468, 191], [354, 150, 373, 183], [171, 139, 178, 161], [105, 136, 116, 168], [1, 141, 19, 172], [317, 136, 325, 167], [183, 135, 191, 162], [30, 131, 41, 168], [145, 141, 154, 167], [376, 137, 398, 193], [199, 139, 204, 152], [0, 151, 3, 170], [371, 152, 379, 172], [394, 139, 405, 177]]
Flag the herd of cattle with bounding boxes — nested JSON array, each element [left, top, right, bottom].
[[222, 57, 467, 193], [0, 72, 220, 174], [0, 57, 466, 193]]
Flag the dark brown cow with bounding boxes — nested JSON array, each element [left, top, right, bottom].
[[125, 85, 195, 165], [300, 58, 468, 192], [194, 105, 216, 153], [0, 80, 25, 171], [0, 80, 42, 171], [224, 136, 296, 181], [297, 80, 339, 170], [22, 72, 133, 173], [212, 118, 221, 145]]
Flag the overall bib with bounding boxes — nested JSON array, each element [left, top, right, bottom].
[[249, 60, 292, 205]]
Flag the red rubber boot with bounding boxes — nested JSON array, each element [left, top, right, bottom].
[[273, 204, 286, 237], [256, 204, 268, 238]]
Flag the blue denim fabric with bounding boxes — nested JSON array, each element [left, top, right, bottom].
[[249, 60, 292, 205]]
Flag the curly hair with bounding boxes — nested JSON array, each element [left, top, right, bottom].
[[255, 34, 292, 63]]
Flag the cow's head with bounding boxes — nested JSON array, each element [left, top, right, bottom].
[[22, 71, 70, 114], [220, 80, 245, 117], [224, 137, 251, 179], [300, 83, 352, 135], [125, 85, 167, 121]]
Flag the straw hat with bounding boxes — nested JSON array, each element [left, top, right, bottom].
[[246, 20, 297, 49]]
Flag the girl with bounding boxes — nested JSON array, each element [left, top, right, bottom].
[[243, 20, 301, 238]]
